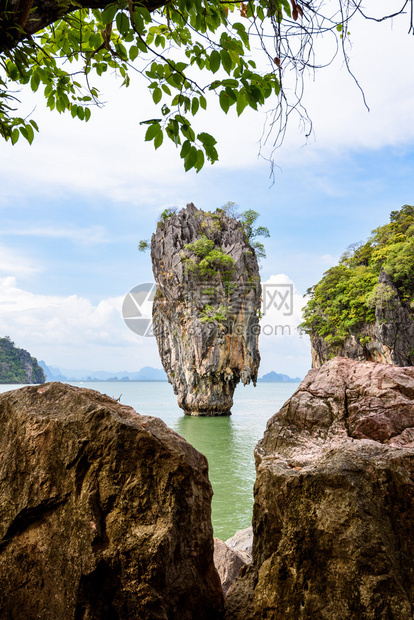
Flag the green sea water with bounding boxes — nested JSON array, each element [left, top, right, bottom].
[[0, 380, 299, 540]]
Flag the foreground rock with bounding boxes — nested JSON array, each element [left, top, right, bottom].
[[0, 382, 223, 619], [225, 526, 253, 564], [227, 357, 414, 619], [214, 527, 253, 595], [151, 203, 261, 416]]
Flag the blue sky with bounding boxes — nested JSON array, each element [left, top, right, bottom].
[[0, 4, 413, 379]]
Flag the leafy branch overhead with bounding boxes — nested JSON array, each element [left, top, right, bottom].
[[1, 0, 413, 170]]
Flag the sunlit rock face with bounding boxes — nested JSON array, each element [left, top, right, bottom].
[[225, 357, 414, 620], [0, 382, 223, 619], [311, 270, 414, 367], [151, 203, 261, 416]]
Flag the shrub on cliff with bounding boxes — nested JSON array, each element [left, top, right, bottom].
[[300, 205, 414, 345], [0, 336, 46, 384]]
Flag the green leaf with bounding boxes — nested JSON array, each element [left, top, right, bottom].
[[136, 6, 152, 22], [197, 132, 217, 147], [233, 22, 249, 47], [204, 143, 218, 163], [194, 149, 205, 172], [222, 78, 239, 87], [133, 11, 144, 33], [154, 130, 164, 149], [145, 123, 161, 141], [136, 37, 147, 53], [30, 73, 40, 92], [180, 140, 192, 158], [24, 124, 34, 144], [184, 146, 198, 171], [101, 4, 118, 25], [129, 45, 139, 61], [210, 50, 220, 74], [181, 122, 195, 141], [89, 33, 102, 48], [11, 128, 20, 145], [236, 92, 248, 116], [153, 87, 162, 104], [199, 95, 207, 110], [191, 98, 199, 115], [221, 50, 232, 75], [219, 90, 230, 113], [209, 80, 221, 91]]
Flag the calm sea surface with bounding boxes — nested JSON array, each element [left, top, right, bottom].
[[0, 380, 299, 540]]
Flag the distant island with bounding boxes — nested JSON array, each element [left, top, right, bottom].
[[39, 362, 168, 382], [38, 362, 301, 384], [258, 371, 301, 382], [0, 337, 46, 384]]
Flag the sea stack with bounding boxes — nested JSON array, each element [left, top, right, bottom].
[[151, 203, 261, 416]]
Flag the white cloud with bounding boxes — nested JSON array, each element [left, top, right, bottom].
[[259, 274, 311, 378], [0, 224, 112, 246], [0, 277, 161, 370], [0, 246, 42, 275]]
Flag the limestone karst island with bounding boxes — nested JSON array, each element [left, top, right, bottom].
[[151, 203, 261, 416], [0, 204, 414, 619]]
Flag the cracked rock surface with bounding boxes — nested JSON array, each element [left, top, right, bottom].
[[151, 203, 261, 416], [0, 382, 223, 619], [226, 357, 414, 619]]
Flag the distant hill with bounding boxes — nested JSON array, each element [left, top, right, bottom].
[[39, 362, 167, 382], [0, 337, 46, 384], [258, 371, 301, 383]]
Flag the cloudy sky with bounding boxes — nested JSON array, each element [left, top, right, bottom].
[[1, 2, 413, 379]]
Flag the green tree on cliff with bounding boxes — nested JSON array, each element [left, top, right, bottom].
[[300, 205, 414, 346], [1, 0, 413, 170]]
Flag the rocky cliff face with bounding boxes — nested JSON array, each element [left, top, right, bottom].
[[0, 382, 223, 619], [151, 203, 261, 416], [226, 357, 414, 619], [0, 337, 45, 383], [311, 271, 414, 367]]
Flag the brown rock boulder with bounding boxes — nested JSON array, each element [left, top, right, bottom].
[[214, 538, 247, 595], [0, 382, 223, 619], [227, 357, 414, 619]]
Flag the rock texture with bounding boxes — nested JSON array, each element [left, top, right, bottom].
[[214, 527, 253, 595], [227, 357, 414, 619], [214, 538, 248, 595], [151, 203, 261, 416], [0, 336, 45, 383], [0, 382, 223, 619], [312, 270, 414, 367]]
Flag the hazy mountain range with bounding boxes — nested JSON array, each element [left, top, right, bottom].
[[39, 362, 168, 382], [39, 362, 301, 383], [258, 371, 301, 382]]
